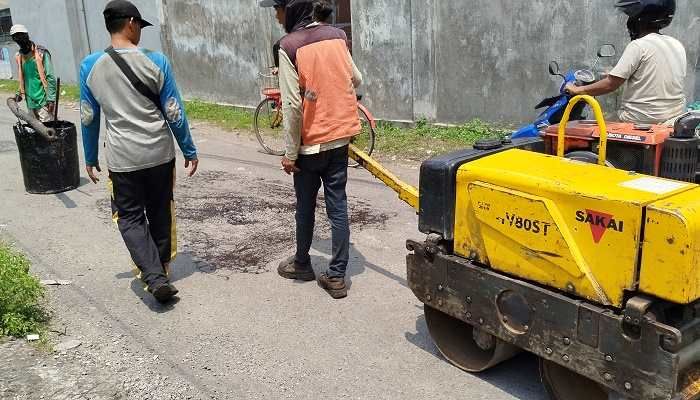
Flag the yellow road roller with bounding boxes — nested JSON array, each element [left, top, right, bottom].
[[350, 96, 700, 400]]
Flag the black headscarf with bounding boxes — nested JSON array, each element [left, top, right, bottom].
[[284, 0, 314, 33]]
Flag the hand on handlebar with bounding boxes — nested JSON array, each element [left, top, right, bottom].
[[564, 83, 580, 96]]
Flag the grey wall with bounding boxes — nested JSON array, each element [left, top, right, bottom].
[[79, 0, 162, 54], [352, 0, 414, 122], [9, 0, 161, 83], [159, 0, 281, 107], [696, 53, 700, 102], [352, 0, 700, 123], [9, 0, 80, 83], [8, 0, 700, 124]]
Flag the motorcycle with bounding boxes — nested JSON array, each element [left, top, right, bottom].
[[511, 44, 617, 139]]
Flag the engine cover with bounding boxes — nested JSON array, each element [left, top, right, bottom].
[[542, 120, 674, 175], [453, 149, 698, 307]]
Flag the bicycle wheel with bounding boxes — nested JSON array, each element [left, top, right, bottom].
[[254, 98, 285, 156], [349, 106, 376, 167]]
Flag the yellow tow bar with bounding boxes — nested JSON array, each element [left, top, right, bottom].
[[349, 94, 606, 214], [349, 144, 419, 211]]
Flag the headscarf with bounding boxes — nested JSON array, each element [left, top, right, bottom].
[[284, 0, 314, 33]]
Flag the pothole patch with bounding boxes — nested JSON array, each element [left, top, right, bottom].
[[97, 170, 393, 274]]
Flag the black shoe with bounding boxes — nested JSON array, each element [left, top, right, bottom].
[[152, 283, 179, 303], [318, 273, 347, 299]]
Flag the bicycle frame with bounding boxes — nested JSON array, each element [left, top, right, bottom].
[[263, 89, 376, 130], [358, 102, 377, 129]]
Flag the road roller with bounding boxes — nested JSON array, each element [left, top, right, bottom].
[[349, 96, 700, 400]]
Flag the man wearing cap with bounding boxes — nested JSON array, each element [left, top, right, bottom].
[[10, 25, 57, 123], [79, 0, 198, 304]]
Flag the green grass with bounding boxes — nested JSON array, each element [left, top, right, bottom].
[[184, 99, 253, 130], [0, 79, 509, 160], [0, 79, 19, 95], [60, 83, 80, 102], [0, 242, 47, 338], [0, 79, 79, 102], [374, 118, 511, 161]]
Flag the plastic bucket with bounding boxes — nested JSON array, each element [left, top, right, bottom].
[[13, 120, 80, 194]]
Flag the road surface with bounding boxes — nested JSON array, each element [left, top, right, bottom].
[[0, 104, 547, 399]]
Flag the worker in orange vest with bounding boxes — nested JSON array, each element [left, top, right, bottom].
[[11, 25, 57, 123], [276, 0, 363, 299]]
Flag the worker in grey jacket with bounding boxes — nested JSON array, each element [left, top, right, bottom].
[[80, 0, 198, 304]]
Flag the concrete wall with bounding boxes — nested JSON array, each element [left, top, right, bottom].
[[8, 0, 700, 123], [9, 0, 80, 82], [352, 0, 700, 123], [160, 0, 282, 107], [696, 54, 700, 102], [79, 0, 162, 54], [9, 0, 161, 83]]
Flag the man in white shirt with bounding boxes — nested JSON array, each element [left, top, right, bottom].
[[566, 0, 687, 125]]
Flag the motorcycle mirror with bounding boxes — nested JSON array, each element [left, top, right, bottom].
[[597, 44, 616, 58], [548, 61, 561, 76]]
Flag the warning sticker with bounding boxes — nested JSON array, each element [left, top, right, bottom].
[[620, 177, 691, 194]]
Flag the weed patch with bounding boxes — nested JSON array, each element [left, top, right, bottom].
[[0, 243, 47, 337], [184, 99, 253, 130], [375, 118, 510, 161]]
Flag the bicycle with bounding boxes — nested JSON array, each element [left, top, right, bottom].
[[253, 68, 377, 166]]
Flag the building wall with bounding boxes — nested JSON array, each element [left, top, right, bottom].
[[9, 0, 161, 83], [352, 0, 700, 123], [8, 0, 80, 82], [79, 0, 162, 54], [8, 0, 700, 123], [160, 0, 282, 107]]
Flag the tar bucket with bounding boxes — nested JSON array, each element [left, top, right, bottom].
[[13, 120, 80, 194]]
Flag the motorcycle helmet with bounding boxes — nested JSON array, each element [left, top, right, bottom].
[[615, 0, 676, 40]]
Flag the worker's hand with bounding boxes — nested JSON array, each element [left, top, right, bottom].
[[14, 93, 23, 102], [564, 83, 581, 96], [47, 101, 56, 114], [281, 157, 300, 175], [86, 164, 101, 184], [185, 158, 199, 177]]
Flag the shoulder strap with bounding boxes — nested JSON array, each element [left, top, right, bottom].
[[105, 47, 164, 114]]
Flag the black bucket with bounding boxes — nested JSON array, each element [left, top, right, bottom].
[[13, 120, 80, 194]]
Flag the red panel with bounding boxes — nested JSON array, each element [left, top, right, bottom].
[[543, 121, 674, 145]]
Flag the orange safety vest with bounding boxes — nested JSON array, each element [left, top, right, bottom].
[[297, 38, 360, 145], [281, 25, 360, 146], [16, 44, 49, 96]]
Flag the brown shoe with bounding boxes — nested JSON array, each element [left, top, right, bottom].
[[277, 257, 315, 281], [318, 273, 347, 299]]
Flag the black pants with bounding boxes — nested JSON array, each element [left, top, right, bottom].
[[294, 146, 350, 278], [109, 159, 176, 289]]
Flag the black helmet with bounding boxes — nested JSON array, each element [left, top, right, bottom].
[[616, 0, 675, 38]]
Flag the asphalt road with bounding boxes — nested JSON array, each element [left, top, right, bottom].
[[0, 104, 548, 400]]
